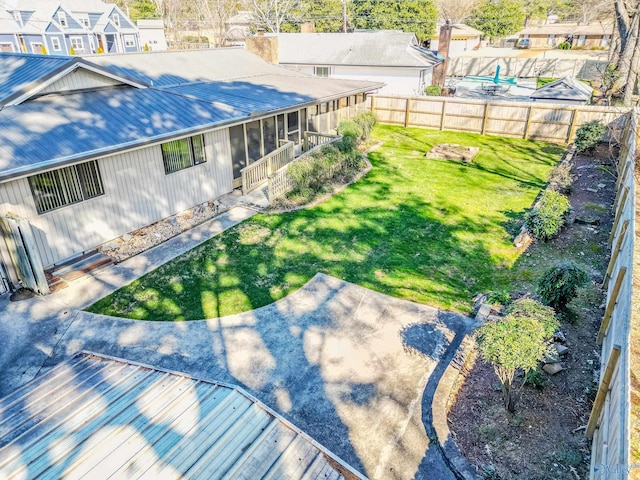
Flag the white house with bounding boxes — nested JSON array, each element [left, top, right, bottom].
[[0, 49, 380, 294], [137, 19, 167, 51], [276, 31, 442, 96], [0, 0, 140, 55], [429, 24, 483, 55]]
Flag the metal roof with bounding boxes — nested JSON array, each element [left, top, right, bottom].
[[530, 76, 594, 101], [86, 48, 307, 86], [277, 31, 441, 68], [0, 87, 245, 180], [0, 53, 74, 105], [0, 351, 362, 480]]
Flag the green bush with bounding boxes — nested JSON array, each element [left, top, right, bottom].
[[337, 119, 362, 152], [354, 111, 377, 141], [486, 290, 511, 306], [525, 190, 571, 240], [424, 85, 442, 96], [537, 262, 588, 309], [525, 368, 548, 389], [557, 42, 571, 50], [575, 120, 606, 153], [504, 298, 558, 339]]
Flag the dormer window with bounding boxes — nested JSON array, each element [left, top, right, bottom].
[[78, 15, 90, 28], [112, 13, 120, 27], [58, 12, 67, 27], [12, 11, 21, 22]]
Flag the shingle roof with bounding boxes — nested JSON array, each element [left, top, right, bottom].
[[519, 23, 613, 36], [530, 76, 594, 101], [277, 31, 441, 68], [432, 23, 483, 38], [0, 352, 362, 480]]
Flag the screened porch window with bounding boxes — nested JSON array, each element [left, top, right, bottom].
[[161, 135, 206, 174], [29, 161, 104, 214]]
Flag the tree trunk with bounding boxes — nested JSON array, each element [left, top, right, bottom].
[[501, 380, 518, 412], [623, 33, 640, 105]]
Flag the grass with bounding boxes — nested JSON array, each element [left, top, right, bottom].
[[88, 126, 564, 321]]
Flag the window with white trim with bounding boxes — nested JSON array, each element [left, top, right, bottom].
[[112, 13, 120, 27], [51, 37, 61, 51], [78, 15, 90, 27], [161, 135, 206, 174], [313, 66, 330, 78], [124, 35, 136, 47], [58, 12, 67, 27], [30, 43, 44, 54], [29, 161, 104, 214], [70, 36, 84, 51]]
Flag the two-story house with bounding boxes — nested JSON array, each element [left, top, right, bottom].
[[0, 0, 140, 56]]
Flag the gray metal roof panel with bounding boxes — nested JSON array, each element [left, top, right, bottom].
[[0, 53, 74, 104], [0, 87, 246, 179], [278, 31, 441, 68], [0, 351, 361, 480], [530, 76, 594, 101]]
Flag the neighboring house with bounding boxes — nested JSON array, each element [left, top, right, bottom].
[[530, 76, 594, 105], [429, 23, 483, 55], [226, 10, 253, 46], [0, 0, 140, 56], [0, 49, 380, 292], [137, 19, 167, 51], [0, 351, 365, 479], [276, 31, 442, 96], [517, 23, 613, 49]]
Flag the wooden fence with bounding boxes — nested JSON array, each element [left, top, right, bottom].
[[586, 109, 637, 479], [446, 56, 609, 81], [370, 95, 629, 144], [267, 135, 342, 201]]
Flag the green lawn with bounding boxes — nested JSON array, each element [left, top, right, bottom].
[[88, 126, 564, 320]]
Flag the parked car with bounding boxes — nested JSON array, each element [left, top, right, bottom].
[[517, 38, 531, 49]]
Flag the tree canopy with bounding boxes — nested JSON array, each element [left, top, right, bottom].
[[281, 0, 345, 33], [467, 0, 525, 42], [350, 0, 438, 42]]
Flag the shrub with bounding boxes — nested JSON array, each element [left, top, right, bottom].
[[424, 85, 442, 96], [354, 111, 377, 141], [477, 311, 555, 411], [538, 262, 588, 309], [548, 162, 574, 194], [575, 120, 606, 153], [486, 290, 511, 306], [525, 368, 548, 389], [504, 298, 558, 339], [337, 119, 362, 153], [557, 42, 571, 50], [525, 190, 571, 240]]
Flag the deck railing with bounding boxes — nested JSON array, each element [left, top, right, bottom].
[[303, 132, 340, 153], [240, 141, 294, 195], [268, 134, 342, 201]]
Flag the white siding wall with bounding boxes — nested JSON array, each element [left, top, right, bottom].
[[39, 69, 124, 94], [291, 65, 429, 96], [431, 37, 481, 56], [0, 128, 233, 267]]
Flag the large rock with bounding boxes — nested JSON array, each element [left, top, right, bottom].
[[543, 363, 564, 375]]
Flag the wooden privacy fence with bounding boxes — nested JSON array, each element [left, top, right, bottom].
[[446, 56, 608, 81], [370, 95, 629, 144], [240, 141, 294, 195], [586, 109, 637, 479], [268, 135, 342, 201]]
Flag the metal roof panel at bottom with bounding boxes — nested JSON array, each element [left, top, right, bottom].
[[0, 351, 366, 480]]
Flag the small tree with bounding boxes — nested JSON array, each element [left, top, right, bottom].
[[525, 190, 571, 240], [477, 308, 557, 411], [538, 262, 588, 310], [574, 120, 606, 153]]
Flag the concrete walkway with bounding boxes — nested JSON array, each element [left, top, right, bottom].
[[0, 204, 474, 480]]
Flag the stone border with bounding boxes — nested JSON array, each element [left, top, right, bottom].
[[430, 332, 481, 480], [264, 141, 382, 215]]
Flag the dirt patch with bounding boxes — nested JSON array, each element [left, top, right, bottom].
[[448, 146, 617, 479], [426, 144, 479, 163]]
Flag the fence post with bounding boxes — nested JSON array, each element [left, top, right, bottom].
[[524, 105, 534, 139], [404, 98, 411, 127], [597, 267, 627, 344], [567, 108, 580, 144], [586, 345, 621, 439], [440, 100, 447, 130], [481, 103, 491, 135], [602, 221, 629, 289], [609, 187, 629, 246], [370, 95, 375, 113]]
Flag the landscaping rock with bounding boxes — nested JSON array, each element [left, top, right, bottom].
[[544, 352, 560, 364], [476, 303, 493, 322], [122, 233, 132, 242], [555, 344, 569, 356], [553, 330, 567, 343], [575, 215, 600, 225], [586, 187, 599, 193], [514, 227, 533, 249], [486, 314, 501, 322], [543, 363, 564, 375]]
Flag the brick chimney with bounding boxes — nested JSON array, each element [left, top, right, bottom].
[[245, 34, 279, 64], [432, 20, 452, 87], [301, 21, 315, 33]]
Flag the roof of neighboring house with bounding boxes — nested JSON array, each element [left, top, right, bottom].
[[0, 49, 383, 180], [519, 23, 613, 36], [0, 352, 362, 480], [530, 76, 594, 101], [137, 19, 165, 29], [277, 31, 441, 68], [432, 23, 483, 38]]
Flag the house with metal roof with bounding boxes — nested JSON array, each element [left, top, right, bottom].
[[0, 0, 140, 56], [0, 49, 381, 294], [275, 31, 441, 96], [516, 23, 613, 49], [0, 351, 364, 479], [529, 76, 594, 105]]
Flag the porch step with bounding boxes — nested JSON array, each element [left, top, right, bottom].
[[46, 251, 113, 290]]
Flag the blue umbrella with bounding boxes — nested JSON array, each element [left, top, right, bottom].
[[493, 64, 501, 84]]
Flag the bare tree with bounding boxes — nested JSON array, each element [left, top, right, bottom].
[[436, 0, 480, 24], [246, 0, 300, 33], [610, 0, 640, 105], [191, 0, 241, 47]]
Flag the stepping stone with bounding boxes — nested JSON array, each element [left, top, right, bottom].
[[543, 363, 564, 375]]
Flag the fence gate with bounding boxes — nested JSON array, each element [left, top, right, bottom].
[[0, 214, 49, 295]]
